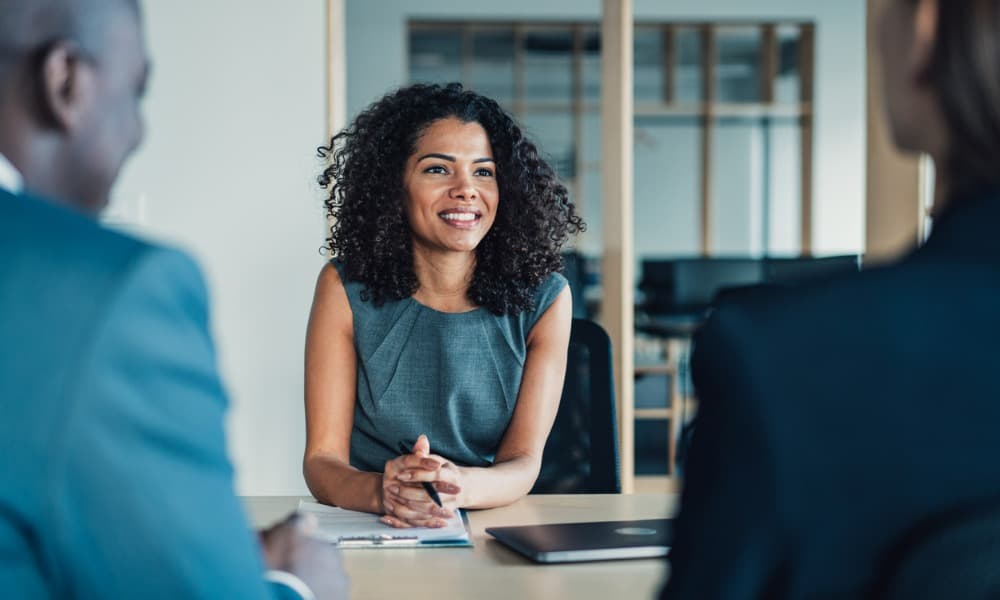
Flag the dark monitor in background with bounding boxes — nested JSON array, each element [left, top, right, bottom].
[[639, 255, 861, 318], [639, 258, 762, 317]]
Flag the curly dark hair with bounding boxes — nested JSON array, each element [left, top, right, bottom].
[[318, 82, 585, 315]]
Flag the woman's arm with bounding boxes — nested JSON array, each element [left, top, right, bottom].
[[381, 285, 573, 522], [460, 284, 573, 507], [302, 263, 383, 513]]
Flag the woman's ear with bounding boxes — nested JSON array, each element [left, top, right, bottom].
[[37, 41, 96, 133], [911, 0, 940, 85]]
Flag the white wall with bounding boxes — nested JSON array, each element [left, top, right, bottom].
[[346, 0, 867, 255], [108, 1, 327, 495]]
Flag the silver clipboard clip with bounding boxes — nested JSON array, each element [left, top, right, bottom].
[[337, 534, 420, 547]]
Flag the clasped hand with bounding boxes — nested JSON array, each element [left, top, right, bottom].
[[381, 434, 462, 528]]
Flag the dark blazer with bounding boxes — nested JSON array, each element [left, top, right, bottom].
[[662, 187, 1000, 599], [0, 189, 297, 598]]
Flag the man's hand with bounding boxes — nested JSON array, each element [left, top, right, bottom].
[[259, 513, 349, 599]]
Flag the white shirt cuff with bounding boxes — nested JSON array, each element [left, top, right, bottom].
[[264, 569, 317, 600]]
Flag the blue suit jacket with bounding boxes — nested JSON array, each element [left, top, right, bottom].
[[0, 189, 298, 598]]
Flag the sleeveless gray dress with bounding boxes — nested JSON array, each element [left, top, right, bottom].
[[333, 261, 567, 472]]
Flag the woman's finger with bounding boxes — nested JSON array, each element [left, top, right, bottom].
[[432, 481, 461, 495], [387, 492, 451, 518], [397, 467, 451, 483], [413, 434, 431, 457], [390, 483, 438, 503], [379, 515, 413, 529], [386, 501, 447, 527], [403, 454, 441, 470]]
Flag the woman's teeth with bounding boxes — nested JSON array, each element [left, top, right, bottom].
[[441, 213, 478, 222]]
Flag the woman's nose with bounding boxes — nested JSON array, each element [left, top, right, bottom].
[[450, 174, 478, 200]]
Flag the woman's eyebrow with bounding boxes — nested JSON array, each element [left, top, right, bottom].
[[416, 153, 495, 163], [417, 152, 455, 162]]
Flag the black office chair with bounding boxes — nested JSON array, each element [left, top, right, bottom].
[[531, 318, 621, 494], [870, 499, 1000, 599], [560, 251, 590, 319]]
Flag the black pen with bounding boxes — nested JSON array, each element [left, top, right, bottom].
[[397, 442, 444, 507]]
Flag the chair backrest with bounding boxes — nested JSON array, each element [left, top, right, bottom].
[[560, 251, 591, 319], [531, 318, 621, 494], [870, 499, 1000, 600]]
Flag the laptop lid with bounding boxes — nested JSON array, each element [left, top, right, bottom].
[[486, 518, 672, 563]]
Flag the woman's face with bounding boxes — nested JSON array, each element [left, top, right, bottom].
[[402, 117, 499, 256]]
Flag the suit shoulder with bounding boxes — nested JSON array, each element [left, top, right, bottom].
[[1, 193, 209, 351], [3, 192, 153, 279], [113, 246, 211, 325], [710, 260, 929, 338]]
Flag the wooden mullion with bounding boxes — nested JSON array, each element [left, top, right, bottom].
[[599, 0, 635, 495], [761, 24, 777, 104], [799, 24, 815, 103], [799, 24, 815, 255], [572, 24, 585, 222], [700, 25, 716, 257]]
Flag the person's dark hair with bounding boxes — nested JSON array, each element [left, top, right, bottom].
[[927, 0, 1000, 195], [318, 83, 585, 315]]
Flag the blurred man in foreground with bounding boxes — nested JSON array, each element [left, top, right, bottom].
[[0, 0, 345, 597]]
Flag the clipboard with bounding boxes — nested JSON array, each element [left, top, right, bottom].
[[297, 500, 473, 549]]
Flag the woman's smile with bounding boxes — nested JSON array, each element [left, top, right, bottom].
[[438, 207, 482, 229]]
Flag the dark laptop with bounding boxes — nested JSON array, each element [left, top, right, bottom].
[[486, 518, 672, 563]]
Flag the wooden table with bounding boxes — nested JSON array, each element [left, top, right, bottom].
[[244, 494, 677, 600]]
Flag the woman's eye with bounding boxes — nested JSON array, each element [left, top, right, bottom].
[[475, 168, 494, 177], [425, 165, 448, 174]]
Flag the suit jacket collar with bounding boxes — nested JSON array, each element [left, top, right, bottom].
[[0, 185, 97, 226], [921, 185, 1000, 260]]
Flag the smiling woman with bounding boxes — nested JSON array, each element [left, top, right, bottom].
[[304, 83, 585, 528], [403, 118, 499, 271]]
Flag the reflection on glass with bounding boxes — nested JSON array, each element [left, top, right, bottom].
[[522, 112, 575, 179], [633, 119, 701, 256], [579, 112, 602, 253], [675, 27, 702, 104], [471, 29, 515, 104], [524, 28, 573, 103], [634, 28, 663, 103], [707, 117, 803, 255], [715, 27, 761, 103], [710, 118, 764, 254], [775, 25, 801, 104], [766, 121, 802, 254], [409, 28, 463, 84], [581, 29, 601, 102]]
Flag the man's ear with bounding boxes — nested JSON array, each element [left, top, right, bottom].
[[37, 41, 95, 133], [911, 0, 940, 85]]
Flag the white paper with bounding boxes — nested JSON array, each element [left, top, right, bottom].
[[297, 500, 468, 544]]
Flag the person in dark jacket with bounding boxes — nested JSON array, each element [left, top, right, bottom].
[[662, 1, 1000, 597]]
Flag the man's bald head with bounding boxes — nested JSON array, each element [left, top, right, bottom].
[[0, 0, 140, 76], [0, 0, 147, 214]]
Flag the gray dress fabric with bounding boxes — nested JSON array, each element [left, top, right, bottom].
[[333, 261, 568, 472]]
